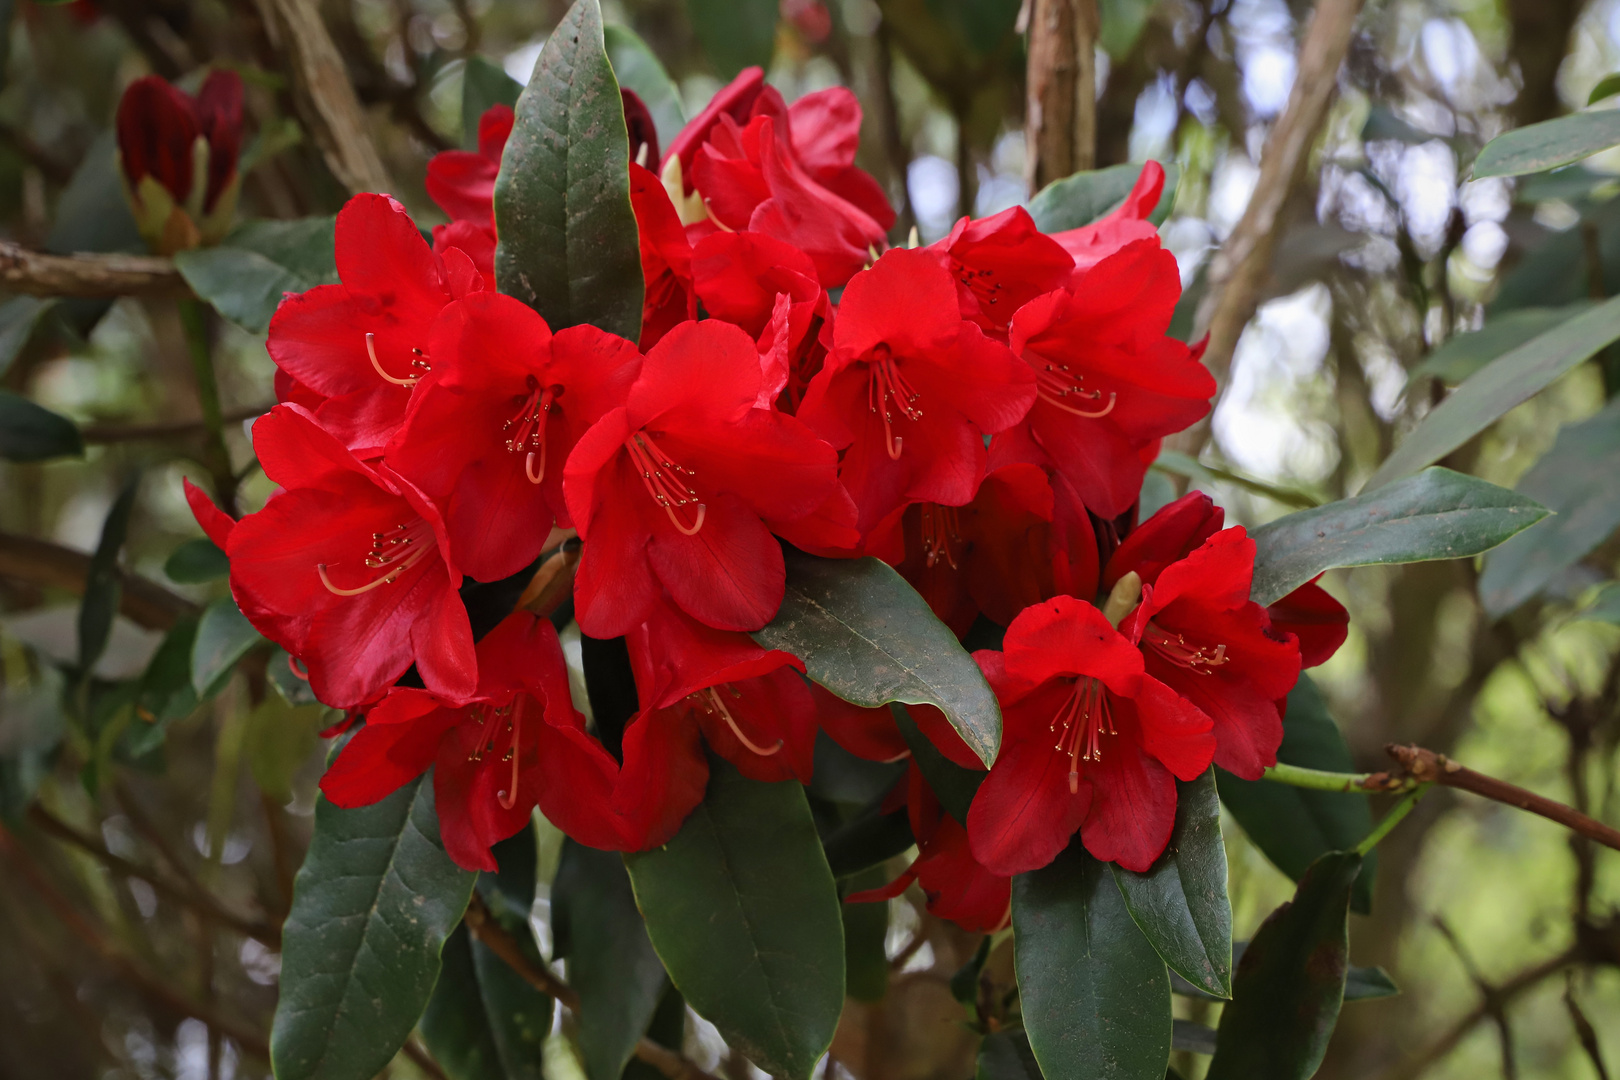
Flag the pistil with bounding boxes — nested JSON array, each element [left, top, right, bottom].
[[503, 386, 556, 484], [695, 685, 783, 757], [919, 504, 963, 570], [365, 332, 430, 387]]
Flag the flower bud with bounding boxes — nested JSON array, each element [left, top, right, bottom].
[[115, 71, 244, 255]]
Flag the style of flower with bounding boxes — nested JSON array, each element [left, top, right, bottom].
[[224, 404, 476, 708], [966, 596, 1215, 875], [267, 194, 484, 455], [798, 248, 1037, 536], [115, 71, 244, 254], [563, 319, 841, 637], [388, 292, 642, 582]]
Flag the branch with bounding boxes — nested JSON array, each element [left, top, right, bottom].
[[0, 530, 198, 631], [462, 894, 721, 1080], [1024, 0, 1099, 191], [0, 241, 191, 299], [402, 1038, 451, 1080], [81, 403, 273, 445]]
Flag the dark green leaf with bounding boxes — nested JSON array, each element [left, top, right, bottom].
[[841, 866, 890, 1002], [494, 0, 643, 342], [1345, 965, 1399, 1000], [190, 599, 263, 698], [1172, 1019, 1218, 1055], [0, 391, 82, 462], [975, 1030, 1042, 1080], [0, 296, 56, 379], [462, 55, 524, 149], [1111, 769, 1232, 998], [1152, 448, 1320, 509], [1249, 467, 1548, 606], [553, 842, 668, 1080], [605, 24, 686, 153], [754, 550, 1002, 766], [420, 924, 551, 1080], [270, 774, 478, 1080], [173, 217, 337, 334], [821, 798, 914, 879], [625, 757, 844, 1080], [125, 617, 200, 758], [1479, 397, 1620, 616], [483, 826, 540, 916], [1205, 852, 1361, 1080], [1408, 303, 1596, 387], [269, 646, 321, 706], [1364, 295, 1620, 490], [78, 476, 140, 676], [809, 730, 907, 807], [1027, 161, 1179, 233], [1013, 843, 1171, 1080], [894, 703, 983, 823], [1474, 109, 1620, 178], [686, 0, 777, 78], [164, 537, 229, 584], [48, 130, 141, 257], [951, 936, 992, 1007], [1217, 676, 1375, 914]]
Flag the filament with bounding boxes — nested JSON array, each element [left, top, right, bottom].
[[1142, 622, 1228, 673], [866, 345, 922, 460], [316, 520, 433, 596], [624, 431, 706, 535], [701, 687, 782, 757], [366, 332, 426, 387], [498, 696, 525, 810], [504, 387, 555, 484], [1036, 363, 1116, 418], [1049, 678, 1115, 794]]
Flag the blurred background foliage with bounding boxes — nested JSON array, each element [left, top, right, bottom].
[[3, 0, 1620, 1077]]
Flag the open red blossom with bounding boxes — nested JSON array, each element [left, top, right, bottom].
[[629, 163, 697, 351], [318, 612, 580, 871], [967, 596, 1214, 875], [388, 293, 641, 583], [564, 319, 841, 638], [225, 404, 475, 708], [426, 103, 512, 227], [1107, 491, 1349, 668], [929, 206, 1075, 337], [268, 194, 484, 455], [798, 248, 1036, 536], [993, 240, 1214, 519], [1049, 161, 1167, 271]]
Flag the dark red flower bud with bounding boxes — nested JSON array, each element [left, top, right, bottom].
[[621, 88, 660, 171], [115, 70, 245, 253]]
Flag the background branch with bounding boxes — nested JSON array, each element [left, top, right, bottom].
[[0, 241, 191, 299], [0, 531, 198, 631]]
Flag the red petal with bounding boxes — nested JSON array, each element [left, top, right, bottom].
[[183, 478, 235, 549], [1002, 596, 1144, 697]]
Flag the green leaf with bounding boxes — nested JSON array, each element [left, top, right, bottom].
[[245, 696, 325, 804], [0, 390, 82, 462], [1345, 965, 1399, 1001], [605, 24, 687, 154], [1408, 303, 1597, 387], [686, 0, 778, 78], [1592, 73, 1620, 105], [0, 296, 56, 379], [1152, 448, 1321, 509], [164, 537, 229, 584], [126, 617, 200, 758], [625, 757, 844, 1080], [78, 476, 140, 676], [1205, 851, 1361, 1080], [553, 842, 668, 1080], [1576, 583, 1620, 624], [893, 704, 984, 823], [1474, 109, 1620, 179], [494, 0, 643, 342], [271, 774, 478, 1080], [173, 217, 337, 335], [1478, 397, 1620, 616], [1111, 769, 1232, 998], [1216, 676, 1375, 914], [1249, 467, 1549, 607], [420, 923, 551, 1080], [753, 550, 1002, 766], [976, 1030, 1043, 1080], [1013, 842, 1172, 1080], [841, 867, 890, 1002], [1364, 295, 1620, 491], [821, 797, 915, 878], [190, 599, 263, 698], [1028, 161, 1179, 233], [269, 645, 321, 706], [462, 55, 524, 149]]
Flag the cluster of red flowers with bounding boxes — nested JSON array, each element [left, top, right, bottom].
[[186, 67, 1348, 928]]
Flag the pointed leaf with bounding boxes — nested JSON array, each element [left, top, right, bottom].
[[1407, 302, 1596, 387], [841, 867, 890, 1002], [0, 296, 57, 380], [78, 476, 140, 676], [174, 217, 337, 334], [1473, 109, 1620, 178], [420, 923, 551, 1080], [1028, 161, 1179, 233], [1013, 842, 1172, 1080], [462, 56, 523, 148], [164, 537, 229, 584], [625, 757, 844, 1080], [494, 0, 643, 341], [1249, 467, 1548, 606], [1111, 769, 1232, 998], [190, 598, 263, 698], [0, 390, 81, 463], [753, 550, 1002, 766]]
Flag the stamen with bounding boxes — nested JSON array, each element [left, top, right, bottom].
[[700, 687, 782, 757], [366, 332, 424, 387], [498, 696, 525, 810], [316, 520, 434, 596], [866, 345, 922, 460], [1048, 678, 1114, 793], [503, 387, 556, 484], [920, 504, 963, 570], [624, 431, 707, 536], [1035, 363, 1117, 418], [1142, 623, 1229, 673]]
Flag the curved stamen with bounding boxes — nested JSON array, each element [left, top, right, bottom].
[[1036, 363, 1117, 418], [366, 332, 422, 387], [525, 447, 545, 485], [504, 388, 555, 484], [287, 654, 310, 681], [1049, 677, 1115, 793], [318, 563, 404, 596], [498, 696, 525, 810], [316, 520, 433, 596], [702, 687, 783, 757], [867, 345, 922, 459], [624, 431, 707, 536], [1142, 623, 1228, 673]]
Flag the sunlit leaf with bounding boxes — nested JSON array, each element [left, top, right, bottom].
[[1474, 109, 1620, 178]]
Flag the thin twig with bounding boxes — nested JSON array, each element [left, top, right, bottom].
[[402, 1037, 451, 1080], [1563, 973, 1612, 1080], [81, 403, 273, 445], [0, 240, 192, 298], [0, 530, 198, 631]]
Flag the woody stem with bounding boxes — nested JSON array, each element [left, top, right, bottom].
[[178, 299, 238, 515]]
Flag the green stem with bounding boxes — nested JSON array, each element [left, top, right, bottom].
[[1260, 761, 1417, 793], [1354, 783, 1433, 856], [178, 299, 237, 514]]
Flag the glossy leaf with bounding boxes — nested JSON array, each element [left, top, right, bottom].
[[1217, 676, 1375, 913], [1249, 467, 1548, 606], [190, 598, 263, 698], [686, 0, 777, 78], [1473, 109, 1620, 178], [1028, 161, 1179, 233], [1478, 397, 1620, 616], [841, 867, 890, 1002], [553, 841, 668, 1080], [0, 390, 81, 463], [420, 923, 550, 1080], [975, 1030, 1042, 1080], [78, 476, 140, 677], [605, 24, 686, 152], [1205, 851, 1361, 1080], [1111, 769, 1232, 998], [1407, 303, 1596, 387], [1013, 842, 1172, 1080], [894, 704, 984, 823], [494, 0, 643, 342], [625, 757, 844, 1080], [754, 551, 1002, 766], [462, 55, 523, 148], [164, 537, 229, 584], [173, 217, 337, 334], [1364, 295, 1620, 490], [1345, 965, 1399, 1001]]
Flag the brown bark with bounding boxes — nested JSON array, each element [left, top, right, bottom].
[[0, 531, 198, 631], [1505, 0, 1584, 126], [0, 241, 191, 298], [1024, 0, 1099, 192]]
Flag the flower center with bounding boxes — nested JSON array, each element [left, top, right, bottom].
[[464, 697, 527, 809], [502, 385, 557, 485], [866, 344, 922, 460], [956, 263, 1004, 310], [919, 504, 963, 570], [316, 518, 435, 596], [1142, 622, 1228, 673], [692, 685, 782, 757], [1049, 677, 1115, 794], [1035, 362, 1116, 419], [365, 332, 430, 387], [624, 430, 707, 536]]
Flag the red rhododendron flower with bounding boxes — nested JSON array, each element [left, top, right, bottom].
[[268, 194, 484, 455], [389, 292, 641, 582], [1049, 161, 1166, 271], [798, 248, 1036, 536], [993, 240, 1214, 518], [225, 404, 475, 708], [115, 71, 243, 253], [967, 596, 1214, 874], [564, 320, 841, 637], [319, 612, 579, 870], [630, 163, 697, 351], [427, 103, 512, 228], [929, 206, 1074, 337]]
